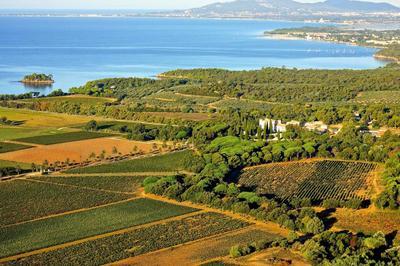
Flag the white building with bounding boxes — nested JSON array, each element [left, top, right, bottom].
[[304, 121, 328, 133], [259, 118, 301, 133]]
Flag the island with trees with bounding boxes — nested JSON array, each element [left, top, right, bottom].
[[20, 73, 54, 85]]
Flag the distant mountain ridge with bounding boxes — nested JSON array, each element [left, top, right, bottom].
[[156, 0, 400, 21], [191, 0, 400, 13]]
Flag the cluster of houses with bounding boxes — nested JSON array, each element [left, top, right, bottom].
[[259, 118, 329, 134]]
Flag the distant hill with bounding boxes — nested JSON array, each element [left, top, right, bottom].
[[154, 0, 400, 21]]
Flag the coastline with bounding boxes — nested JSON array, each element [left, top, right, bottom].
[[373, 54, 400, 64], [264, 33, 397, 64]]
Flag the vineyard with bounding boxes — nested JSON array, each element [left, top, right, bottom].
[[0, 198, 197, 258], [239, 160, 377, 201], [33, 175, 147, 194], [65, 150, 193, 174], [6, 212, 249, 265], [0, 179, 130, 226]]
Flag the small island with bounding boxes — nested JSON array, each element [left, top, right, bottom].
[[21, 73, 54, 85]]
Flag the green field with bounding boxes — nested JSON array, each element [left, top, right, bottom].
[[0, 198, 197, 258], [32, 175, 147, 194], [0, 160, 31, 170], [0, 126, 75, 141], [14, 131, 114, 145], [6, 212, 248, 265], [0, 179, 131, 226], [0, 142, 32, 153], [65, 150, 192, 174]]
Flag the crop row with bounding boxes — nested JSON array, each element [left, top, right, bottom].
[[32, 175, 147, 194], [0, 198, 196, 258], [7, 212, 249, 265], [0, 179, 130, 227], [239, 160, 376, 201], [65, 150, 192, 174]]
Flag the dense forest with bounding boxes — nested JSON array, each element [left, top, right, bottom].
[[71, 66, 400, 103], [160, 66, 400, 102]]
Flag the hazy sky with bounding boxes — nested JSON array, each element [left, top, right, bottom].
[[1, 0, 399, 9]]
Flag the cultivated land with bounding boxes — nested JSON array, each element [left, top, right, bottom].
[[333, 208, 400, 240], [0, 179, 131, 226], [14, 131, 114, 145], [0, 142, 32, 153], [0, 198, 197, 258], [118, 227, 281, 266], [239, 160, 377, 201], [0, 160, 30, 169], [0, 138, 162, 164], [0, 107, 91, 128], [4, 212, 248, 265], [65, 150, 192, 174], [32, 175, 147, 194]]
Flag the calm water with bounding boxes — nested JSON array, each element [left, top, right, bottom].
[[0, 17, 384, 94]]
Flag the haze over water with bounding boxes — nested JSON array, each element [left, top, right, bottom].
[[0, 16, 384, 94]]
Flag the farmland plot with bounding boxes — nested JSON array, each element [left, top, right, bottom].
[[119, 227, 282, 265], [65, 150, 192, 174], [0, 198, 197, 258], [0, 142, 32, 153], [32, 175, 147, 194], [239, 160, 377, 201], [0, 138, 159, 164], [15, 131, 114, 145], [5, 212, 248, 265], [0, 179, 131, 226]]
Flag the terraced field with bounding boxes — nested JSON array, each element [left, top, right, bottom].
[[239, 160, 377, 201], [0, 198, 197, 258], [4, 212, 248, 265], [65, 150, 192, 174]]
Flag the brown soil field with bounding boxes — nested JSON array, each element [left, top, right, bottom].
[[0, 137, 163, 164], [333, 208, 400, 240], [112, 226, 281, 266]]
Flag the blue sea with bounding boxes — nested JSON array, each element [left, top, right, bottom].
[[0, 16, 384, 94]]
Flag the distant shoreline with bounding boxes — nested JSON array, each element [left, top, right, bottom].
[[264, 32, 399, 64]]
